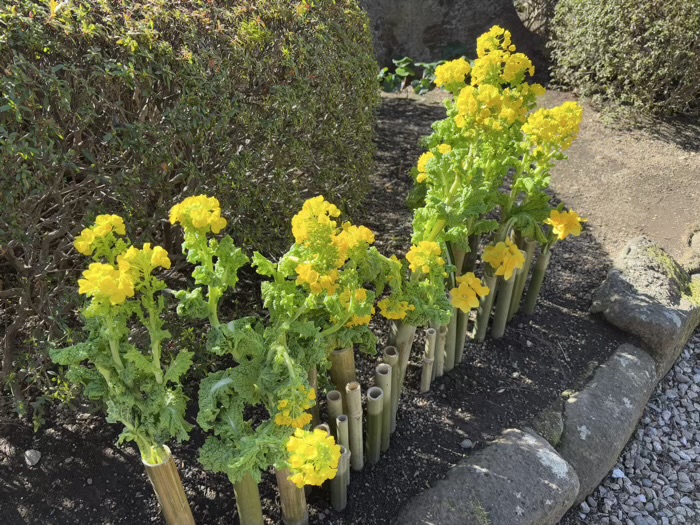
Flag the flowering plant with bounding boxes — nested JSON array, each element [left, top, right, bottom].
[[51, 216, 193, 464], [285, 428, 341, 488]]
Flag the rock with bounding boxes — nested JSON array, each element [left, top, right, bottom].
[[394, 429, 579, 525], [613, 469, 626, 479], [558, 344, 657, 503], [590, 237, 700, 378], [24, 449, 41, 466], [581, 502, 591, 513], [460, 439, 473, 450]]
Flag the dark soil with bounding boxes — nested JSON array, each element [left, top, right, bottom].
[[0, 94, 628, 525]]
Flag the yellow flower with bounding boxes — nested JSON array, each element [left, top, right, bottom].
[[78, 262, 135, 305], [545, 210, 587, 241], [434, 58, 471, 88], [502, 53, 535, 83], [119, 243, 171, 277], [437, 144, 452, 155], [291, 196, 341, 245], [150, 246, 171, 269], [169, 195, 227, 234], [416, 172, 428, 184], [92, 215, 127, 238], [483, 238, 525, 280], [332, 222, 375, 265], [417, 152, 435, 174], [74, 228, 97, 256], [377, 297, 416, 320], [522, 102, 583, 153], [476, 26, 512, 58], [274, 385, 316, 429], [450, 272, 490, 313], [285, 428, 341, 488], [406, 241, 445, 274]]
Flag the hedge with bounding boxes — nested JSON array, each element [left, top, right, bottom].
[[549, 0, 700, 117], [0, 0, 378, 412]]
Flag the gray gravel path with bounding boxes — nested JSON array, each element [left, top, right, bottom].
[[560, 331, 700, 525]]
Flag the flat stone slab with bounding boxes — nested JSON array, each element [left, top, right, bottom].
[[591, 236, 700, 378], [394, 429, 579, 525], [557, 344, 656, 502]]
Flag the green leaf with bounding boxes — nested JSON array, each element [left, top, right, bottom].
[[164, 351, 194, 384]]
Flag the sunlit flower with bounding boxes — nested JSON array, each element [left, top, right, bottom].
[[169, 195, 227, 234], [483, 238, 525, 280], [450, 272, 490, 313], [78, 262, 135, 305], [406, 241, 445, 274], [434, 58, 471, 88], [286, 428, 341, 488], [377, 297, 416, 320], [545, 210, 587, 241]]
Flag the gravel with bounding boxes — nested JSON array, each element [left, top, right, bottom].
[[561, 331, 700, 525]]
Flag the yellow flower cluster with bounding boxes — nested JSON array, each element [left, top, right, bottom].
[[483, 238, 526, 280], [522, 102, 584, 153], [286, 428, 341, 488], [295, 263, 339, 295], [169, 195, 227, 234], [338, 288, 374, 327], [78, 262, 135, 305], [377, 297, 416, 320], [274, 386, 316, 429], [416, 152, 435, 183], [438, 144, 452, 155], [434, 58, 471, 88], [450, 272, 490, 313], [455, 83, 542, 132], [74, 215, 127, 256], [291, 196, 341, 245], [545, 210, 587, 241], [332, 222, 375, 266], [476, 26, 515, 58], [406, 241, 445, 274], [120, 243, 171, 272]]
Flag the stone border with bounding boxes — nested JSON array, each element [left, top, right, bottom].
[[396, 237, 700, 525]]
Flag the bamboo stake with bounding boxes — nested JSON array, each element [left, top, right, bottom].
[[366, 386, 384, 465], [394, 321, 417, 395], [345, 381, 364, 471], [455, 308, 469, 365], [307, 366, 320, 427], [142, 447, 195, 525], [233, 472, 264, 525], [374, 363, 392, 452], [335, 415, 350, 487], [326, 390, 343, 438], [330, 445, 349, 511], [523, 248, 552, 315], [315, 423, 331, 435], [382, 346, 400, 433], [433, 325, 447, 378], [420, 328, 437, 393], [444, 244, 465, 372], [276, 469, 308, 525], [508, 238, 537, 321], [330, 347, 356, 411], [475, 270, 498, 343], [491, 266, 520, 339]]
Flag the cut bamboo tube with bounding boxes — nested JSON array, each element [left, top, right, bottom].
[[444, 310, 457, 372], [491, 267, 520, 339], [314, 423, 331, 435], [366, 386, 384, 465], [233, 472, 264, 525], [142, 447, 195, 525], [335, 415, 350, 487], [330, 347, 356, 411], [508, 238, 537, 321], [420, 328, 437, 393], [307, 366, 320, 427], [523, 248, 552, 315], [276, 469, 308, 525], [326, 390, 343, 437], [475, 270, 498, 343], [394, 321, 417, 395], [374, 363, 392, 452], [382, 346, 400, 433], [330, 446, 349, 511], [336, 415, 349, 450], [455, 309, 468, 365], [345, 381, 364, 471], [434, 325, 447, 378]]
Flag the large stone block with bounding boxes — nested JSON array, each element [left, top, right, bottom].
[[590, 236, 700, 378], [557, 344, 656, 502], [394, 429, 579, 525]]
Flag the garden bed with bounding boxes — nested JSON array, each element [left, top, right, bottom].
[[0, 94, 629, 525]]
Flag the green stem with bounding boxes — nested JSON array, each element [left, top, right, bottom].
[[105, 317, 125, 372]]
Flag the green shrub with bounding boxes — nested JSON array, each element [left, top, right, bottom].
[[549, 0, 700, 117], [0, 0, 378, 413]]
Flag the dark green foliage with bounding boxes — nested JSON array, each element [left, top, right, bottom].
[[550, 0, 700, 117], [0, 0, 378, 412]]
